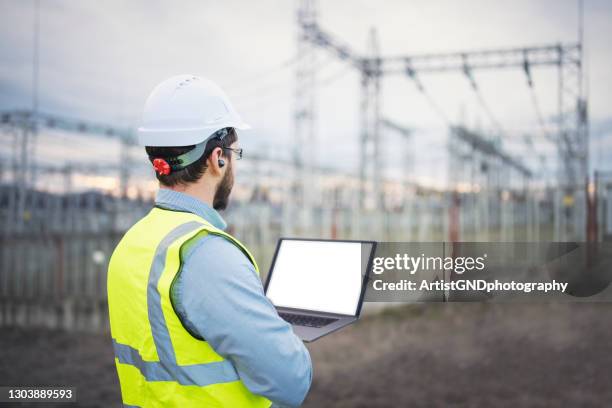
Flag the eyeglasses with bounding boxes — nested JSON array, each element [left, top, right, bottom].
[[222, 147, 243, 160]]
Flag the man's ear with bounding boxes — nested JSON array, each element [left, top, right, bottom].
[[207, 147, 225, 176]]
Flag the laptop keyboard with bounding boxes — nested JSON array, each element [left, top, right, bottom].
[[279, 313, 338, 328]]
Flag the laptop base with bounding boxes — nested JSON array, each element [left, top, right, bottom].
[[277, 308, 357, 342]]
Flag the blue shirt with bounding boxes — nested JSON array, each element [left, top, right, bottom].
[[155, 189, 312, 407]]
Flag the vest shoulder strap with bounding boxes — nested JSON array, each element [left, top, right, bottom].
[[153, 206, 259, 274]]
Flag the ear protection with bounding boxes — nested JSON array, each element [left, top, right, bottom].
[[218, 159, 225, 168]]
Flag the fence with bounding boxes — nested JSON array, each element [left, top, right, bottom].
[[0, 183, 596, 332]]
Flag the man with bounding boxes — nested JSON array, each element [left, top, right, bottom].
[[107, 75, 312, 407]]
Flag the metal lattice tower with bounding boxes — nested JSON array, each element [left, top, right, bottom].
[[298, 18, 586, 210], [291, 0, 318, 233], [360, 28, 382, 209], [280, 2, 585, 240], [557, 44, 588, 190]]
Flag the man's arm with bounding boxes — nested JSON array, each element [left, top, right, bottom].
[[172, 234, 312, 407]]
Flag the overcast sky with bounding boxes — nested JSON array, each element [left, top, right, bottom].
[[0, 0, 611, 189]]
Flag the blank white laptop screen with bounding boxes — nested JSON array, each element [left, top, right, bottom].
[[266, 240, 364, 316]]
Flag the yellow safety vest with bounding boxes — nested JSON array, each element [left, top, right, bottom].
[[107, 206, 272, 408]]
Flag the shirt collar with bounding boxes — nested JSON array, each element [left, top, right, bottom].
[[155, 189, 227, 230]]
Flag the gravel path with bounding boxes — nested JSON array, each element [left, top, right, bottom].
[[1, 303, 610, 407]]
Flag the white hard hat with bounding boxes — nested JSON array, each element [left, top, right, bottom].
[[137, 74, 250, 147]]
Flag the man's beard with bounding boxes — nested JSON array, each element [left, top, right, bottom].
[[213, 162, 234, 210]]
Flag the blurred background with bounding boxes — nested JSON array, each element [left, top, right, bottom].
[[1, 0, 612, 406]]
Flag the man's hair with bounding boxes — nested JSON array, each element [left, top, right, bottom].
[[145, 128, 237, 187]]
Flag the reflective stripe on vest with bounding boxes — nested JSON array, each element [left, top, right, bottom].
[[108, 208, 271, 407], [112, 338, 239, 386]]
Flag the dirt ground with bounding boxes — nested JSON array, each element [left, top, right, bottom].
[[1, 303, 611, 407]]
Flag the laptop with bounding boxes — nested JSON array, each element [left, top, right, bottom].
[[264, 238, 377, 342]]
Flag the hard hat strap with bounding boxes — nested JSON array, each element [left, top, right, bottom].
[[148, 128, 231, 174], [172, 142, 207, 170], [148, 142, 205, 173]]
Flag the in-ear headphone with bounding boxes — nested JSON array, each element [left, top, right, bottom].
[[218, 159, 225, 168]]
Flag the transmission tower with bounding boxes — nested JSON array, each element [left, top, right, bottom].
[[1, 111, 134, 186], [296, 3, 587, 240], [360, 28, 382, 209], [291, 0, 318, 233]]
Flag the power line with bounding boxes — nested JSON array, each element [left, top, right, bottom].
[[223, 54, 302, 92], [226, 52, 339, 98], [472, 88, 504, 136], [461, 57, 505, 136], [403, 64, 453, 126], [524, 63, 555, 143], [317, 63, 353, 87], [420, 88, 453, 126], [233, 62, 352, 114], [410, 79, 452, 126]]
